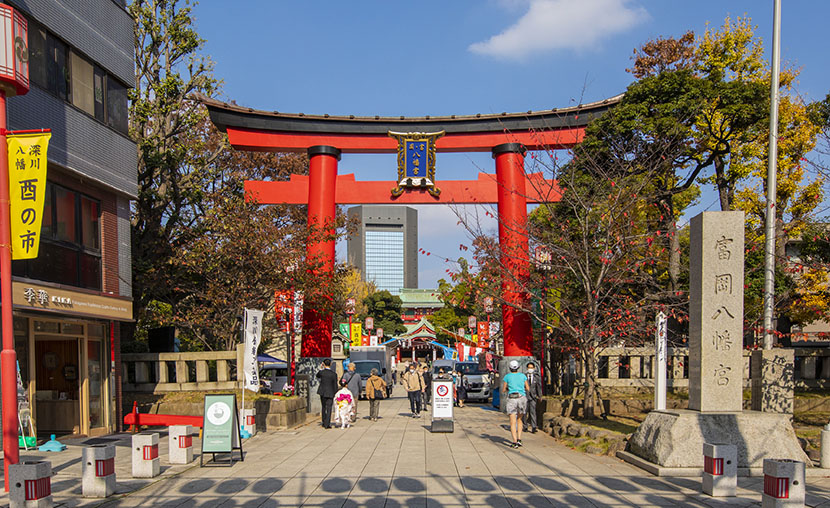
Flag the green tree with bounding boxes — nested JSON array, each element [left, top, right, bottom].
[[358, 291, 406, 336]]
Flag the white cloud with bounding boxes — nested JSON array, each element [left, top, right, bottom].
[[469, 0, 648, 60]]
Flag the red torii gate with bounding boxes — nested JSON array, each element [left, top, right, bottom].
[[203, 95, 620, 363]]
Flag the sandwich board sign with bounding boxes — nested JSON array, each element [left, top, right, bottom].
[[431, 378, 454, 433], [201, 393, 243, 466]]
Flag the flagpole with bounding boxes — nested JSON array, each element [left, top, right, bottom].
[[762, 0, 782, 349]]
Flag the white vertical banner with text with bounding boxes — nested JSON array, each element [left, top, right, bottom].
[[243, 308, 265, 393]]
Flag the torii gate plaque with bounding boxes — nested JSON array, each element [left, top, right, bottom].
[[203, 95, 620, 407]]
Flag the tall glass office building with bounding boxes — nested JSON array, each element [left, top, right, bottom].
[[347, 206, 418, 294]]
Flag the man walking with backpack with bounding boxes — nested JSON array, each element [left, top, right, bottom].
[[402, 362, 425, 418]]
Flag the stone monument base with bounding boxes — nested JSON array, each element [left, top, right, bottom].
[[625, 409, 810, 473]]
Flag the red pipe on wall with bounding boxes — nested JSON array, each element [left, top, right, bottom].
[[493, 143, 533, 357]]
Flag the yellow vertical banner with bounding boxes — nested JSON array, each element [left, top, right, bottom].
[[7, 132, 50, 260], [350, 323, 362, 347]]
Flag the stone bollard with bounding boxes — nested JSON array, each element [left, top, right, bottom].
[[702, 443, 737, 497], [169, 425, 194, 464], [82, 444, 116, 497], [821, 423, 830, 469], [762, 459, 805, 508], [9, 461, 52, 508], [241, 408, 256, 437], [132, 432, 160, 478]]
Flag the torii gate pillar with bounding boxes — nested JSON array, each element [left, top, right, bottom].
[[302, 145, 340, 358], [493, 143, 533, 357]]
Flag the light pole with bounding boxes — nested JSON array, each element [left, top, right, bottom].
[[346, 297, 355, 348], [0, 6, 30, 490]]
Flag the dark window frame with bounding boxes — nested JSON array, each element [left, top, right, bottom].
[[24, 18, 130, 137], [13, 180, 102, 290]]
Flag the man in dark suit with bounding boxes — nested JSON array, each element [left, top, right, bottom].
[[316, 358, 338, 429], [523, 361, 543, 433]]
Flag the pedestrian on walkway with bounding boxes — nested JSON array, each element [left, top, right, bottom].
[[523, 361, 542, 433], [365, 368, 387, 421], [401, 362, 425, 418], [502, 359, 530, 448], [342, 362, 362, 421], [316, 359, 338, 429], [421, 365, 432, 407], [334, 380, 355, 429]]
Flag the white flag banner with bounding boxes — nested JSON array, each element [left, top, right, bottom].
[[243, 308, 265, 393], [293, 292, 303, 333]]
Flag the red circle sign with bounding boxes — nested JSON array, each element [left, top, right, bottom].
[[436, 385, 449, 397]]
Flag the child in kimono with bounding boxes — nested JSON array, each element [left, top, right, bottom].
[[334, 380, 355, 429]]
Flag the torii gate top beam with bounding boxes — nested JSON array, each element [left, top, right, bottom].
[[201, 94, 622, 154]]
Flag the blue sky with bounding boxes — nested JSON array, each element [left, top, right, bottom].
[[192, 0, 830, 289]]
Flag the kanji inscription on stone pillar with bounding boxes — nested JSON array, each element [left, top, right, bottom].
[[689, 211, 745, 412]]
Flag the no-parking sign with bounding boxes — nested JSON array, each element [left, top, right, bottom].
[[432, 379, 453, 419]]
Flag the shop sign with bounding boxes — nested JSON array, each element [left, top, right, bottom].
[[13, 281, 133, 321]]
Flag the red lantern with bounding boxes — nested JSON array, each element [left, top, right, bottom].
[[0, 4, 28, 96]]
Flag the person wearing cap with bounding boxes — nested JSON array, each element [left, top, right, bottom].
[[523, 361, 543, 433], [502, 359, 530, 448]]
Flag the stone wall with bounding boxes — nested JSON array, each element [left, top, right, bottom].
[[140, 396, 307, 431]]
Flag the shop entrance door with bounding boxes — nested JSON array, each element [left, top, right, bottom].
[[34, 333, 82, 435]]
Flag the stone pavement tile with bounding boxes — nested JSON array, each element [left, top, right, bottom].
[[350, 477, 391, 496], [622, 493, 711, 507], [526, 475, 573, 494], [504, 493, 555, 507], [387, 476, 428, 495], [693, 494, 758, 507], [573, 491, 638, 507], [464, 494, 512, 507], [384, 494, 427, 507], [339, 495, 388, 508], [425, 494, 467, 507], [310, 477, 354, 496], [425, 475, 464, 497], [459, 476, 500, 495], [492, 475, 540, 495], [808, 492, 830, 507], [297, 494, 349, 507], [541, 492, 598, 508]]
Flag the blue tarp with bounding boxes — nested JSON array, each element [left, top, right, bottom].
[[257, 353, 287, 367]]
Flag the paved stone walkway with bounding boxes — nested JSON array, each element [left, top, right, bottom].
[[5, 387, 830, 507]]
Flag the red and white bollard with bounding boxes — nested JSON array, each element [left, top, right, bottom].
[[132, 432, 160, 478], [762, 459, 805, 508], [168, 425, 194, 464], [82, 444, 115, 497], [702, 443, 737, 497], [9, 461, 52, 508]]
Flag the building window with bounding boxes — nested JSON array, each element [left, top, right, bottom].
[[13, 181, 102, 290], [365, 230, 405, 294], [332, 343, 341, 353], [26, 20, 129, 136]]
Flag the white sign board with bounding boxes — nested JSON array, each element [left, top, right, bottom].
[[369, 335, 378, 346], [432, 380, 454, 419], [243, 308, 264, 393], [654, 311, 667, 411]]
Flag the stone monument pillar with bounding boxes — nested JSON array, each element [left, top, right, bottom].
[[689, 211, 744, 412], [622, 211, 810, 473]]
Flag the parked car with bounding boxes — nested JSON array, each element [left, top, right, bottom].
[[259, 363, 289, 394], [455, 361, 491, 402]]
